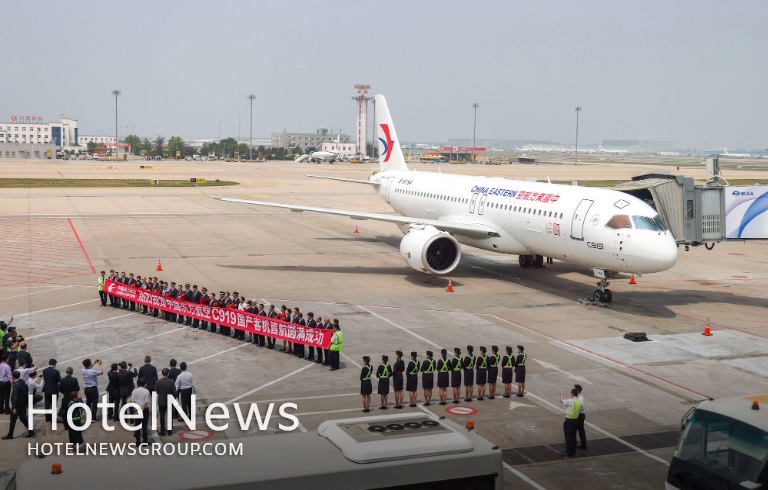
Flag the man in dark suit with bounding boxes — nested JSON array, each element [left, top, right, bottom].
[[167, 359, 182, 419], [41, 359, 61, 422], [117, 361, 137, 412], [107, 363, 120, 420], [188, 285, 202, 328], [58, 367, 80, 420], [2, 371, 34, 439], [138, 355, 158, 392], [154, 368, 176, 436], [306, 312, 317, 361], [266, 305, 277, 349], [17, 342, 32, 369]]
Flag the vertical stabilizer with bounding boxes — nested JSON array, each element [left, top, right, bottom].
[[375, 95, 409, 172]]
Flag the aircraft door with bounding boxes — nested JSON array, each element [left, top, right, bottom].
[[381, 176, 393, 203], [478, 194, 487, 215], [469, 193, 479, 214], [570, 199, 594, 240]]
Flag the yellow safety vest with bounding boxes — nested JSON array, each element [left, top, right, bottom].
[[452, 357, 462, 371], [408, 360, 419, 375], [438, 358, 449, 372], [330, 331, 343, 351], [477, 355, 487, 369], [465, 355, 475, 370], [566, 399, 582, 419], [363, 365, 372, 381], [379, 365, 391, 379], [423, 359, 435, 374], [519, 353, 527, 366], [490, 355, 499, 368], [98, 276, 105, 291], [504, 355, 514, 368]]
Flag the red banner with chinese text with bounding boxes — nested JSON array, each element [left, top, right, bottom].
[[104, 279, 331, 348]]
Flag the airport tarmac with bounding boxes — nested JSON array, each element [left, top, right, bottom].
[[0, 158, 766, 489]]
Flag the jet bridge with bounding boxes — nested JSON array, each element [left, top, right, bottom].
[[613, 158, 768, 248]]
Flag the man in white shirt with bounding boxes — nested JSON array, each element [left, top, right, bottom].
[[575, 384, 587, 450], [131, 377, 151, 445], [27, 371, 44, 406], [174, 362, 196, 423], [82, 359, 103, 418], [16, 358, 37, 383]]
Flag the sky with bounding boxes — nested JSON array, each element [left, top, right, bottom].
[[2, 0, 767, 149]]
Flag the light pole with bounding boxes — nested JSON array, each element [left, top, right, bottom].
[[472, 102, 479, 163], [112, 90, 121, 161], [248, 94, 255, 161], [574, 106, 582, 166]]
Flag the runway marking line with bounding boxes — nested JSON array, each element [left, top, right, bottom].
[[67, 217, 96, 273], [26, 313, 133, 339]]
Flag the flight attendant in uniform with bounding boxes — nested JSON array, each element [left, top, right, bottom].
[[487, 346, 499, 400], [476, 346, 488, 401], [501, 346, 515, 398], [406, 352, 419, 408], [421, 351, 435, 406], [392, 351, 404, 409], [463, 345, 476, 402], [436, 349, 450, 405], [515, 345, 527, 397], [360, 356, 373, 413], [450, 348, 462, 404], [376, 355, 391, 410]]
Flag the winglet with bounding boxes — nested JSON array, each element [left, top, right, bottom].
[[375, 95, 409, 173]]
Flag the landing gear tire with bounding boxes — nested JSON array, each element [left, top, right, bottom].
[[593, 289, 605, 302], [519, 255, 533, 268], [603, 289, 613, 303], [534, 255, 544, 267]]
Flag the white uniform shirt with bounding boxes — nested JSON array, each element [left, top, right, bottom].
[[175, 371, 196, 391], [577, 393, 586, 414], [16, 366, 35, 383], [28, 376, 44, 394], [131, 387, 151, 409]]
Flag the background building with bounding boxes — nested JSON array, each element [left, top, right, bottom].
[[0, 115, 78, 146], [321, 141, 356, 158], [271, 127, 351, 150], [79, 135, 116, 147]]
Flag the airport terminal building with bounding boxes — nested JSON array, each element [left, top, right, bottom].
[[271, 128, 351, 150]]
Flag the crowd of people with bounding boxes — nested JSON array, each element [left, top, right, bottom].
[[358, 345, 527, 412], [99, 270, 344, 370]]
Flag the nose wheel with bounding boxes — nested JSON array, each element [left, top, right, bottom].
[[592, 277, 612, 303]]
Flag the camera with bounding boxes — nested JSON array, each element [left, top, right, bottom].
[[17, 334, 25, 342]]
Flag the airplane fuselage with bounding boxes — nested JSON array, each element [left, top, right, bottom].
[[372, 170, 677, 274]]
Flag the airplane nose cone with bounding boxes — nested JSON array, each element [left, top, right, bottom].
[[648, 234, 678, 272]]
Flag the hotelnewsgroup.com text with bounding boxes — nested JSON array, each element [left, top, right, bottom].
[[28, 441, 244, 457]]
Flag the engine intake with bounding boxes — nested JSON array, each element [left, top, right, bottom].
[[400, 225, 462, 275]]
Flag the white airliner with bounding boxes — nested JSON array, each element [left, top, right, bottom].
[[598, 145, 629, 155], [208, 95, 677, 302], [718, 148, 752, 159], [309, 135, 341, 163]]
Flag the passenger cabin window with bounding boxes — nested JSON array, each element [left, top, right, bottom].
[[605, 215, 632, 230]]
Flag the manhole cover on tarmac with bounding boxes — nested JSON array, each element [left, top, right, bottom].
[[179, 429, 215, 441], [445, 406, 478, 416]]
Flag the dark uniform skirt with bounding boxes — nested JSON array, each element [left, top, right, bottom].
[[361, 379, 372, 395], [488, 366, 499, 384], [463, 369, 474, 387], [437, 372, 449, 388], [502, 368, 513, 384], [406, 374, 418, 392], [515, 367, 526, 383], [422, 373, 434, 390], [393, 374, 404, 392], [451, 370, 462, 388], [476, 368, 487, 385], [378, 378, 390, 395]]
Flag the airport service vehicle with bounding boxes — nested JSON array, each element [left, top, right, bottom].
[[420, 152, 447, 163], [9, 414, 503, 490], [209, 95, 677, 302], [666, 395, 768, 489]]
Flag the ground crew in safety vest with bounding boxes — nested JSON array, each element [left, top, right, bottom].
[[476, 346, 488, 401], [406, 352, 419, 407], [515, 345, 527, 397], [421, 351, 435, 407], [487, 346, 500, 400], [360, 356, 373, 413], [463, 345, 476, 402], [329, 322, 342, 371], [501, 346, 515, 398], [560, 388, 583, 458], [376, 355, 391, 409], [436, 348, 450, 405], [98, 271, 107, 307], [450, 347, 462, 404], [392, 351, 405, 409]]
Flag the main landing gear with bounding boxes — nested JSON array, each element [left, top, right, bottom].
[[591, 269, 612, 303], [518, 255, 544, 268]]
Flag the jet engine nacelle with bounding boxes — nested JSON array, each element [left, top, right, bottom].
[[399, 225, 461, 275]]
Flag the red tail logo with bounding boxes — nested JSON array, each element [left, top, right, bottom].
[[379, 123, 394, 162]]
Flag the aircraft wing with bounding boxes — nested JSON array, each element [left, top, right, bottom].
[[208, 194, 496, 238], [305, 175, 377, 185]]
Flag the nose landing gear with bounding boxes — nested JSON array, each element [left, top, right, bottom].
[[591, 269, 613, 303]]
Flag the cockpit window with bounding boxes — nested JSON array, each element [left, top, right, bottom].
[[633, 216, 659, 231], [653, 215, 668, 231], [605, 215, 632, 229]]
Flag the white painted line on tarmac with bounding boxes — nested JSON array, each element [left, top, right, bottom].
[[27, 313, 133, 339], [341, 352, 363, 369], [0, 285, 76, 301], [188, 343, 250, 365], [357, 305, 440, 348], [57, 328, 183, 365], [224, 363, 313, 405], [14, 298, 100, 317], [504, 463, 549, 490]]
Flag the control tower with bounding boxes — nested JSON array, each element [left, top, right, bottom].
[[352, 84, 372, 155]]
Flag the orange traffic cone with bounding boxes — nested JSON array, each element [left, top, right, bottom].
[[629, 274, 636, 285], [703, 318, 712, 336], [446, 279, 454, 292], [156, 259, 163, 272], [354, 225, 359, 234]]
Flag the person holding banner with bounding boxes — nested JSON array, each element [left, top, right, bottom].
[[329, 322, 342, 371], [98, 271, 107, 307], [266, 305, 278, 349]]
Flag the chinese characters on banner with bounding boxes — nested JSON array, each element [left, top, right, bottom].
[[104, 280, 331, 348]]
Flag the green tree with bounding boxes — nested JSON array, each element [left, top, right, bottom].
[[153, 136, 165, 156], [366, 143, 378, 158], [141, 138, 153, 154], [219, 138, 238, 158], [167, 136, 186, 159], [123, 134, 142, 155], [236, 143, 250, 159]]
